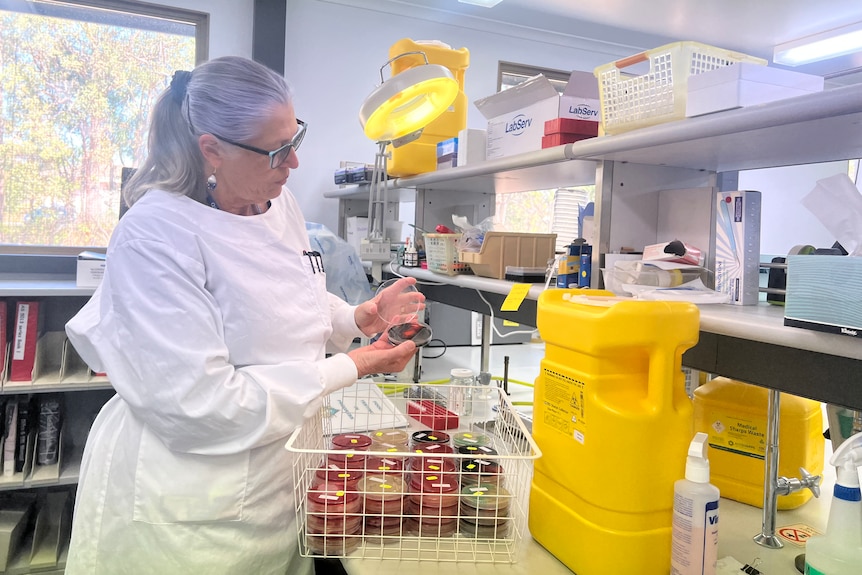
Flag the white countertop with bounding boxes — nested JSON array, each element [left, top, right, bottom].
[[341, 478, 834, 575]]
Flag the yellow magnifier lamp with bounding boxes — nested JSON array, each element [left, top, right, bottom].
[[358, 51, 459, 282]]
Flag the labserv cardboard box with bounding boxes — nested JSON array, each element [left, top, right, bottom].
[[474, 71, 600, 160]]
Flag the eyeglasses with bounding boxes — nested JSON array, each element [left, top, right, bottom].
[[211, 119, 307, 169]]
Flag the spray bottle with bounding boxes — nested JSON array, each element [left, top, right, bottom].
[[671, 432, 720, 575], [804, 431, 862, 575]]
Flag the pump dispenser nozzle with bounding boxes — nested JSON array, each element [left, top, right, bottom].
[[685, 432, 711, 483], [672, 432, 720, 574]]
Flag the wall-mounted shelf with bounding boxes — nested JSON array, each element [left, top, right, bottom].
[[0, 280, 94, 298], [323, 185, 418, 202], [570, 82, 862, 172], [361, 82, 862, 196], [394, 146, 595, 194]]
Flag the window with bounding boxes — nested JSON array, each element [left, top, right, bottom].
[[498, 61, 570, 94], [495, 62, 595, 251], [0, 0, 206, 252]]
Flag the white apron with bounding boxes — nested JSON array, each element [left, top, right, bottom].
[[65, 188, 361, 574]]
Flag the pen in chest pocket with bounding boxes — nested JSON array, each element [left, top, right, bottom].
[[302, 250, 324, 273]]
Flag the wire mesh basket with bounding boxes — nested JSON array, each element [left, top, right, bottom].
[[594, 41, 766, 134], [423, 233, 472, 276], [285, 381, 541, 563]]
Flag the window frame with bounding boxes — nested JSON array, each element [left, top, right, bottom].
[[497, 60, 571, 93]]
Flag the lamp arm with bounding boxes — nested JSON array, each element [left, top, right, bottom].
[[367, 141, 390, 241]]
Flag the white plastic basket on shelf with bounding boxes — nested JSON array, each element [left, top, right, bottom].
[[423, 233, 471, 276], [285, 381, 541, 563], [594, 41, 766, 134]]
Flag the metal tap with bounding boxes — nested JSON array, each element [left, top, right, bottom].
[[776, 468, 822, 498], [753, 389, 822, 549]]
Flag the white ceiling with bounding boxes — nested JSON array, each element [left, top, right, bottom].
[[396, 0, 862, 81]]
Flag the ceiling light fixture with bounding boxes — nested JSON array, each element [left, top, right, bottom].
[[458, 0, 504, 7], [774, 21, 862, 66]]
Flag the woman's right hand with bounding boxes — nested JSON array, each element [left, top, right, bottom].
[[347, 337, 417, 379]]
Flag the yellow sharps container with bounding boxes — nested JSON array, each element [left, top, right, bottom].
[[386, 38, 469, 177], [531, 291, 699, 575], [693, 376, 824, 510]]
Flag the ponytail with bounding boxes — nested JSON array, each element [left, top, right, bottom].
[[123, 58, 292, 207]]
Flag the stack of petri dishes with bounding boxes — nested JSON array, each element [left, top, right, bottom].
[[452, 431, 490, 449], [306, 481, 364, 555], [458, 483, 512, 539], [370, 428, 410, 455], [405, 471, 460, 537], [359, 473, 408, 544], [328, 433, 373, 471]]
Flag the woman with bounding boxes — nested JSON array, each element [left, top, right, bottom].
[[65, 56, 420, 574]]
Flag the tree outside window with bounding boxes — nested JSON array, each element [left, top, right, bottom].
[[0, 1, 199, 249]]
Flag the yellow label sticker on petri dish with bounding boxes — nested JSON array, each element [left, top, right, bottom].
[[427, 475, 438, 481], [338, 473, 349, 478], [350, 439, 358, 444], [428, 435, 437, 441], [336, 491, 345, 497]]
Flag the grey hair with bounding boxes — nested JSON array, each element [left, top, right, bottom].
[[123, 56, 293, 206]]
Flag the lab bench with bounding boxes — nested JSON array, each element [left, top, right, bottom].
[[389, 265, 862, 411], [340, 464, 836, 575]]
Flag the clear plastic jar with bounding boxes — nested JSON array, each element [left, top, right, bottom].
[[448, 368, 474, 416]]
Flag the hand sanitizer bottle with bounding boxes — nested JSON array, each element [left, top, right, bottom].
[[671, 432, 720, 575]]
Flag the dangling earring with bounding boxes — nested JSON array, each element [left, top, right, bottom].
[[207, 170, 217, 192]]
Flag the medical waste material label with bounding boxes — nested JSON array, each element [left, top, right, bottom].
[[705, 410, 766, 459], [540, 368, 586, 443]]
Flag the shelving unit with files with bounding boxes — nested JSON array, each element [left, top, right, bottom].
[[0, 280, 113, 574]]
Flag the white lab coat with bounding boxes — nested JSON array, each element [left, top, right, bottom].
[[65, 188, 363, 575]]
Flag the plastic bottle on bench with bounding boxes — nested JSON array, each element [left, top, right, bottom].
[[448, 368, 474, 417]]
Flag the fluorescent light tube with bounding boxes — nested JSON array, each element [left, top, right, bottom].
[[774, 21, 862, 66], [458, 0, 503, 7]]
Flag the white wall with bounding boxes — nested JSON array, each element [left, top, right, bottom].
[[739, 162, 849, 255], [159, 0, 855, 254], [282, 0, 670, 230], [167, 0, 254, 58]]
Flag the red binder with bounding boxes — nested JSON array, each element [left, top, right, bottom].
[[10, 301, 41, 382], [0, 301, 7, 380]]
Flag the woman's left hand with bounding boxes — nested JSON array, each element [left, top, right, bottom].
[[355, 277, 425, 337]]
